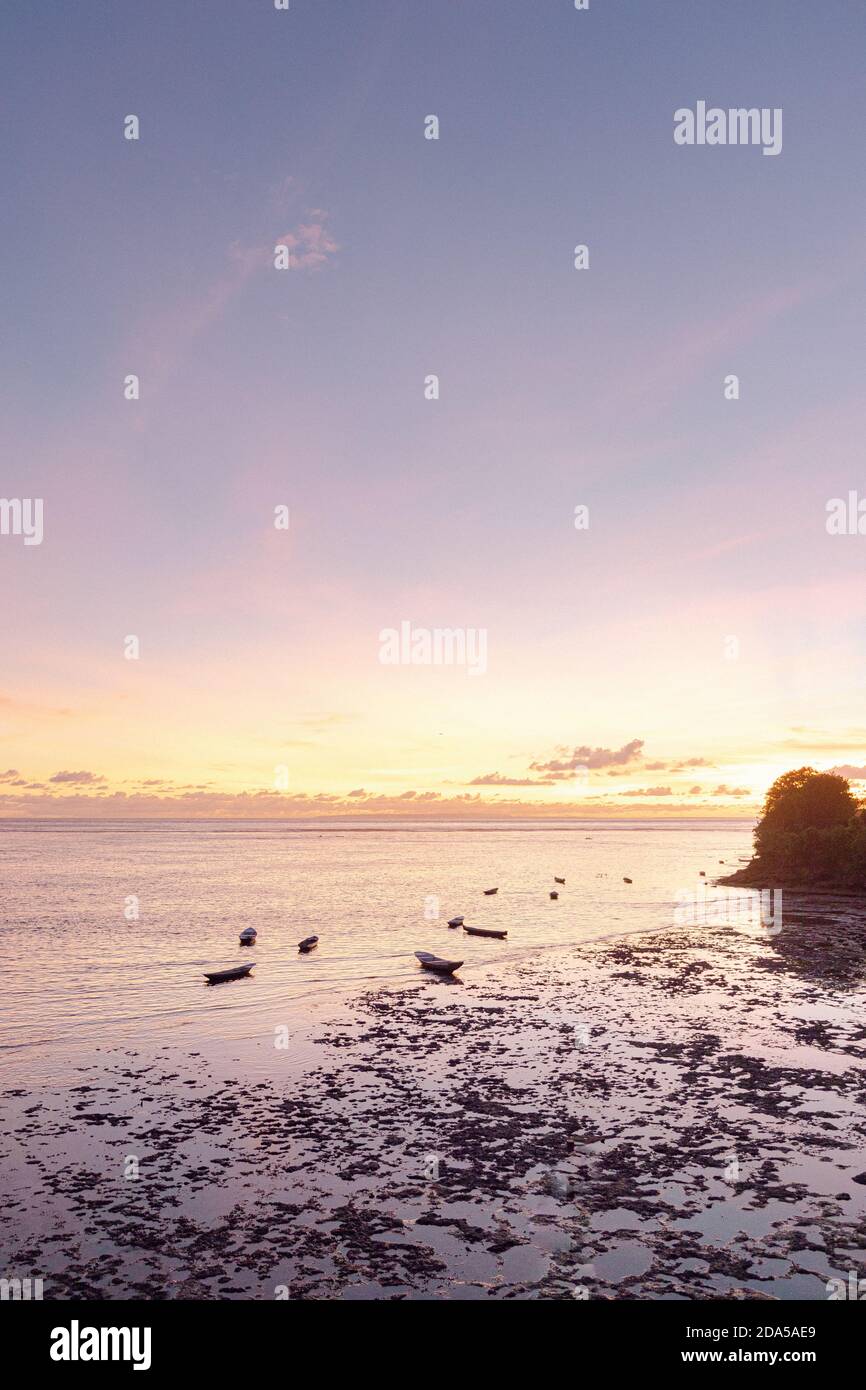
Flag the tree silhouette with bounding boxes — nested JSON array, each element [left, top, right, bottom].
[[724, 768, 866, 887], [756, 767, 858, 847]]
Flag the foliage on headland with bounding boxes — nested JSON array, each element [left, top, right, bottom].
[[721, 767, 866, 889]]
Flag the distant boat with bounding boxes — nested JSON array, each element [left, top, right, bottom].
[[550, 891, 559, 900], [483, 887, 498, 895], [623, 877, 633, 884], [298, 935, 319, 952], [415, 950, 462, 975], [204, 963, 255, 984], [463, 925, 507, 939], [447, 915, 465, 927], [239, 928, 257, 944], [554, 876, 565, 884], [699, 871, 706, 877]]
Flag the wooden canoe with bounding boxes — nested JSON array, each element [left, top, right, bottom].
[[298, 935, 319, 952], [415, 951, 462, 975], [463, 925, 507, 939], [204, 963, 255, 984]]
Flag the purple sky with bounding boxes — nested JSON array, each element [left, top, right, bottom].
[[2, 0, 866, 817]]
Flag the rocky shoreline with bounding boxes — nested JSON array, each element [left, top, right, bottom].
[[1, 903, 864, 1300]]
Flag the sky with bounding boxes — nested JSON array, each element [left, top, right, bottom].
[[2, 0, 866, 819]]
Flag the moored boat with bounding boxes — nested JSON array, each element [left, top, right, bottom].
[[415, 950, 463, 975], [298, 935, 319, 952], [204, 963, 255, 984], [463, 925, 507, 939]]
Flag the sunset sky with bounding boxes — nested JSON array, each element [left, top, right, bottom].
[[3, 0, 866, 819]]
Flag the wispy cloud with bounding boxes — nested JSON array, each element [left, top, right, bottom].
[[530, 739, 645, 776], [48, 770, 106, 785], [274, 213, 340, 270], [0, 784, 754, 821], [620, 785, 673, 797], [469, 772, 556, 787], [129, 209, 339, 395]]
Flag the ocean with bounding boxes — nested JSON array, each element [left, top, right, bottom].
[[0, 818, 754, 1081]]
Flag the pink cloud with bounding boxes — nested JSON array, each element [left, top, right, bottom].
[[620, 785, 673, 797], [49, 770, 106, 785], [274, 213, 340, 270]]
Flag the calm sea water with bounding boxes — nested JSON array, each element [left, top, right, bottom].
[[0, 819, 753, 1079]]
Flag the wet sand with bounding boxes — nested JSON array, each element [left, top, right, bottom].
[[2, 901, 865, 1300]]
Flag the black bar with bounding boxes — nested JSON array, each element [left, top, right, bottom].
[[6, 1297, 858, 1375]]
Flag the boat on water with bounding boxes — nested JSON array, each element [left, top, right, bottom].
[[447, 915, 464, 927], [415, 950, 463, 975], [554, 876, 565, 884], [239, 928, 257, 944], [463, 925, 507, 939], [483, 887, 498, 896], [550, 891, 559, 900], [204, 963, 255, 984], [623, 877, 633, 884], [298, 935, 319, 952]]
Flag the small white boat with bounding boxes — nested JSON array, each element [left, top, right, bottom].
[[204, 963, 255, 984], [239, 928, 257, 944], [447, 916, 464, 928], [415, 951, 463, 976]]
